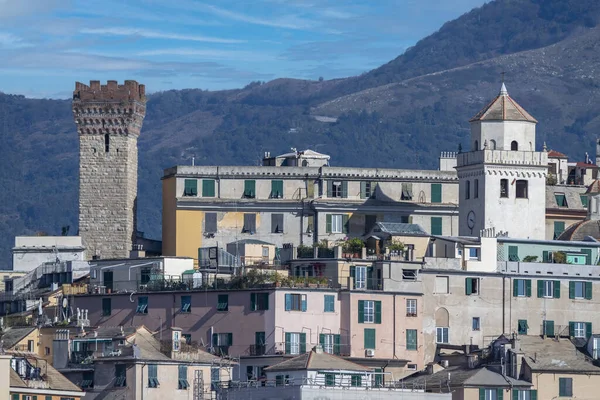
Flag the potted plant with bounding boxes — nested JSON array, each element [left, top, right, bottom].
[[342, 238, 364, 258]]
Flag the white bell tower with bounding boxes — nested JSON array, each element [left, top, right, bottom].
[[456, 83, 547, 239]]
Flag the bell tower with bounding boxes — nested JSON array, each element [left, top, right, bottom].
[[456, 83, 547, 239], [73, 80, 147, 259]]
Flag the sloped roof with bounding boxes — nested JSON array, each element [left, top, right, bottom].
[[470, 84, 537, 123], [557, 220, 600, 241], [548, 150, 568, 158], [586, 180, 600, 194], [402, 366, 531, 390], [277, 149, 330, 159], [9, 369, 27, 388], [546, 185, 587, 211], [265, 347, 371, 372], [12, 354, 83, 392], [519, 335, 600, 373], [0, 327, 36, 349], [373, 222, 429, 236]]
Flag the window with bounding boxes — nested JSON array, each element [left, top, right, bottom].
[[325, 373, 335, 386], [472, 317, 481, 331], [474, 140, 479, 150], [513, 279, 531, 297], [516, 180, 528, 198], [285, 332, 306, 355], [104, 134, 110, 152], [326, 214, 347, 234], [212, 332, 233, 355], [202, 179, 215, 197], [553, 221, 565, 239], [178, 365, 189, 390], [465, 180, 470, 199], [559, 377, 573, 397], [511, 140, 519, 151], [102, 298, 111, 316], [114, 364, 126, 387], [182, 334, 192, 345], [402, 269, 417, 281], [319, 333, 340, 355], [569, 281, 592, 300], [581, 194, 589, 207], [465, 277, 480, 295], [148, 364, 159, 388], [474, 179, 479, 198], [217, 294, 228, 311], [276, 374, 290, 386], [479, 388, 502, 400], [271, 213, 284, 233], [406, 299, 417, 316], [537, 280, 560, 298], [354, 265, 367, 289], [45, 347, 50, 355], [141, 268, 151, 284], [500, 179, 509, 198], [407, 364, 417, 371], [205, 212, 217, 234], [514, 389, 537, 400], [358, 300, 381, 324], [401, 183, 413, 200], [270, 180, 283, 198], [327, 180, 347, 198], [136, 296, 148, 314], [508, 246, 519, 261], [81, 370, 94, 389], [360, 181, 374, 199], [242, 213, 256, 233], [430, 217, 443, 235], [570, 321, 589, 338], [543, 320, 555, 337], [364, 328, 376, 349], [243, 180, 256, 198], [434, 276, 449, 294], [517, 319, 528, 335], [406, 329, 417, 350], [431, 183, 442, 203], [351, 375, 362, 387], [180, 295, 191, 313], [253, 332, 266, 356], [183, 179, 197, 196], [468, 248, 478, 259], [436, 327, 448, 343], [555, 193, 568, 207], [250, 293, 269, 311], [285, 293, 307, 311], [324, 295, 335, 312]]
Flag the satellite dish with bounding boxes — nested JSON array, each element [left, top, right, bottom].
[[62, 298, 68, 308]]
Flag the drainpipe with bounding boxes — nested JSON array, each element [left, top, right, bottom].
[[393, 294, 396, 359], [502, 277, 506, 334], [141, 362, 146, 400]]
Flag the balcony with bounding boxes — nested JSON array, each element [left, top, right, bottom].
[[457, 149, 548, 168], [248, 344, 266, 356]]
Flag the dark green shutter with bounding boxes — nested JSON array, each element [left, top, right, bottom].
[[542, 251, 549, 262], [479, 388, 485, 400], [299, 333, 306, 353], [586, 322, 593, 338], [244, 180, 256, 197], [554, 221, 565, 239], [508, 246, 519, 261], [202, 179, 215, 197], [553, 281, 560, 298], [569, 281, 575, 299], [334, 334, 341, 355], [497, 388, 504, 400], [285, 332, 291, 354], [342, 214, 349, 234], [341, 181, 348, 198], [431, 183, 442, 203], [465, 278, 472, 295], [374, 301, 382, 324], [326, 181, 333, 197], [358, 300, 365, 323], [250, 293, 256, 311], [360, 181, 367, 199], [326, 214, 332, 233], [364, 328, 376, 349], [513, 279, 518, 297], [512, 390, 519, 400], [212, 333, 218, 346], [406, 330, 417, 350], [350, 266, 356, 289], [537, 280, 544, 298], [319, 334, 325, 346], [582, 249, 592, 264], [581, 194, 589, 207], [184, 179, 197, 196], [285, 294, 291, 311], [518, 319, 528, 335], [586, 281, 593, 299], [530, 390, 537, 400], [526, 280, 532, 297], [431, 217, 442, 235], [255, 331, 265, 346], [569, 321, 575, 337], [228, 333, 233, 345], [544, 320, 554, 337]]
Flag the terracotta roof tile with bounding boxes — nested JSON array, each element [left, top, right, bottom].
[[470, 84, 537, 123]]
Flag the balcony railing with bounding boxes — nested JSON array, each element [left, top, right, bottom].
[[248, 344, 266, 356]]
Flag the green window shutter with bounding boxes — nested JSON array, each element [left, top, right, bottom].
[[250, 293, 256, 311], [569, 321, 575, 337], [364, 328, 376, 349], [518, 319, 528, 335], [358, 300, 365, 323], [228, 333, 233, 345], [512, 389, 519, 400], [301, 296, 307, 312], [586, 281, 593, 300], [350, 266, 356, 289], [202, 180, 215, 197], [285, 294, 291, 311], [327, 180, 333, 197], [542, 251, 549, 262], [545, 320, 554, 337], [508, 246, 519, 261], [513, 279, 518, 297], [285, 332, 291, 354], [586, 322, 593, 338], [554, 221, 565, 239], [334, 334, 341, 355], [479, 388, 485, 400], [319, 333, 325, 346], [530, 390, 537, 400], [497, 388, 504, 400], [559, 378, 565, 395], [360, 181, 367, 199], [569, 281, 575, 299], [341, 181, 348, 198], [374, 301, 382, 324], [244, 180, 256, 197], [554, 280, 560, 298], [299, 333, 306, 353], [271, 180, 283, 198], [12, 395, 18, 400], [212, 333, 218, 346], [537, 280, 544, 298], [526, 280, 532, 297], [431, 183, 442, 203], [431, 217, 442, 235], [342, 214, 349, 234], [581, 194, 589, 207], [406, 330, 417, 350], [466, 278, 472, 295], [326, 214, 332, 233], [582, 249, 592, 264]]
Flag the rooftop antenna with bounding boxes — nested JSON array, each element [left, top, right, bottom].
[[191, 157, 195, 166]]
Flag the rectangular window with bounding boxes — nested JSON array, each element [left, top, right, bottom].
[[140, 267, 151, 285], [325, 373, 335, 386], [543, 320, 555, 337], [364, 328, 376, 349], [148, 364, 159, 388], [559, 377, 573, 397], [102, 298, 111, 316], [406, 299, 417, 316], [474, 179, 479, 199], [508, 245, 519, 261], [538, 280, 560, 298], [182, 334, 192, 345], [406, 329, 417, 350], [581, 194, 589, 207], [436, 327, 448, 344], [435, 276, 449, 294], [431, 183, 442, 203], [364, 300, 374, 323], [569, 281, 590, 300], [479, 388, 500, 400], [500, 179, 509, 198], [513, 279, 532, 297], [181, 295, 191, 313], [516, 180, 528, 198], [324, 295, 335, 312], [115, 364, 126, 387], [242, 213, 256, 233], [465, 277, 480, 295], [358, 300, 381, 324], [554, 221, 565, 239], [326, 214, 347, 233], [217, 294, 228, 311], [401, 183, 413, 200], [202, 179, 215, 197], [327, 181, 348, 198], [205, 212, 217, 233], [472, 317, 481, 331], [212, 332, 233, 356], [136, 296, 148, 314], [570, 321, 588, 338], [250, 293, 269, 311], [516, 390, 537, 400], [254, 332, 266, 356], [243, 180, 256, 198], [285, 332, 306, 355], [351, 375, 362, 387], [270, 180, 283, 198], [354, 265, 367, 289], [465, 180, 470, 199], [430, 217, 443, 235], [360, 181, 372, 199], [178, 365, 189, 390], [271, 213, 284, 233], [555, 193, 568, 207], [183, 179, 197, 196], [285, 293, 307, 312], [319, 333, 340, 355], [518, 319, 528, 335]]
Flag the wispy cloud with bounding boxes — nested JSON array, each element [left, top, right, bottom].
[[137, 48, 274, 62], [80, 27, 244, 44], [202, 3, 314, 30], [0, 32, 31, 49]]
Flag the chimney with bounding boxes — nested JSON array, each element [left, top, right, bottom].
[[52, 330, 70, 369], [130, 244, 145, 259], [0, 353, 11, 400]]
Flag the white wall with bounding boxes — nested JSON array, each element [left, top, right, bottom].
[[12, 236, 85, 271]]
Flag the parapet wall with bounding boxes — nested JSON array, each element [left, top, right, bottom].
[[74, 80, 146, 102]]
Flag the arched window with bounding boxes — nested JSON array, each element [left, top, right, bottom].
[[474, 140, 479, 151], [511, 141, 519, 151], [435, 307, 449, 344], [490, 139, 497, 150], [104, 134, 110, 152]]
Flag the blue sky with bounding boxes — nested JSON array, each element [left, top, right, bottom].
[[0, 0, 488, 98]]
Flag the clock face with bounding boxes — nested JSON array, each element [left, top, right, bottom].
[[467, 211, 476, 229]]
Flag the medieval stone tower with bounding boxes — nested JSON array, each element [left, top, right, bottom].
[[73, 80, 146, 259]]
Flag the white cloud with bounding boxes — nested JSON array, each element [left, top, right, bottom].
[[80, 27, 245, 44], [202, 4, 315, 30], [0, 32, 31, 48], [137, 48, 273, 62]]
